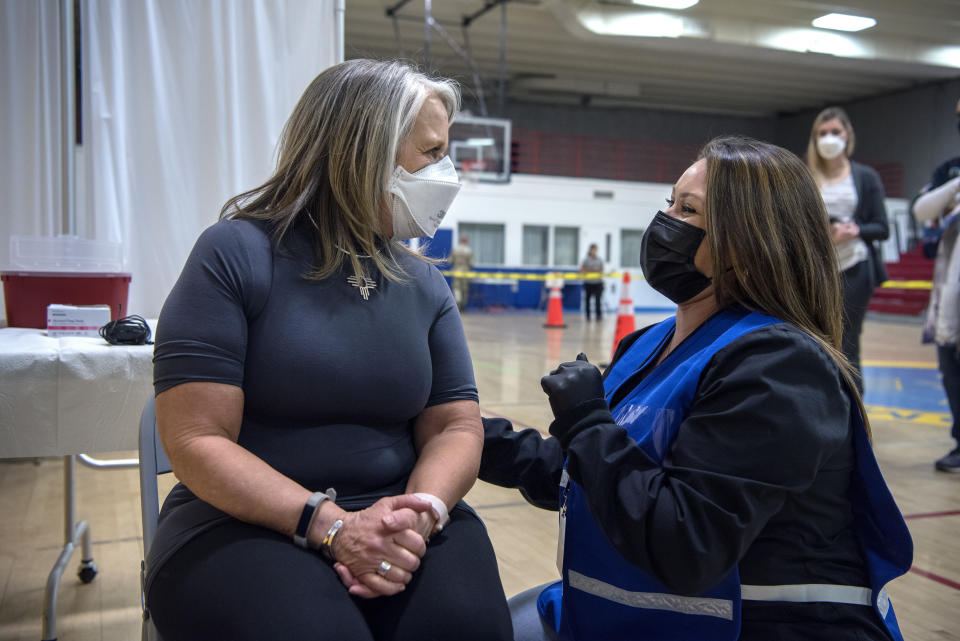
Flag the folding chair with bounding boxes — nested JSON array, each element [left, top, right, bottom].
[[138, 397, 169, 641]]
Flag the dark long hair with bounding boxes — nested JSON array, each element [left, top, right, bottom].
[[700, 135, 870, 436]]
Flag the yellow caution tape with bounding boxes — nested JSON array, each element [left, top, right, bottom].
[[441, 271, 621, 281], [439, 272, 932, 289]]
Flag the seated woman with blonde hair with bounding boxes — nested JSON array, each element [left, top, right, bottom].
[[146, 59, 512, 641]]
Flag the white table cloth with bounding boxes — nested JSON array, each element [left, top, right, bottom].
[[0, 324, 155, 458], [0, 323, 157, 640]]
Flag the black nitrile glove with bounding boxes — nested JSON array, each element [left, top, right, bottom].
[[541, 353, 608, 447]]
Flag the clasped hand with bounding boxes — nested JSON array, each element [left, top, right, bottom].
[[315, 494, 437, 598], [830, 221, 860, 245]]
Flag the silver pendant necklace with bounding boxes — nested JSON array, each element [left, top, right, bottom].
[[346, 274, 376, 300], [337, 244, 377, 301]]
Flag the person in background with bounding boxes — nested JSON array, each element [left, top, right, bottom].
[[146, 59, 512, 641], [807, 106, 890, 392], [481, 136, 911, 641], [450, 234, 474, 311], [579, 243, 604, 321], [912, 97, 960, 473]]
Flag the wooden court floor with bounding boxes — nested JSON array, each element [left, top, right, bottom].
[[1, 312, 957, 640]]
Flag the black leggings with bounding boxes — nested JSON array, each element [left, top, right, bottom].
[[147, 507, 513, 641], [840, 259, 875, 393], [937, 344, 960, 445]]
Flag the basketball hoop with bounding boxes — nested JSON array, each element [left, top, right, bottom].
[[460, 160, 487, 184]]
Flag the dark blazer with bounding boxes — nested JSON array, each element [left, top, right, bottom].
[[850, 161, 890, 285]]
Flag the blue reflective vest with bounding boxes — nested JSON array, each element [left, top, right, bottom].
[[538, 307, 913, 641]]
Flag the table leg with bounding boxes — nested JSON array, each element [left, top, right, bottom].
[[39, 454, 138, 640], [41, 455, 96, 641]]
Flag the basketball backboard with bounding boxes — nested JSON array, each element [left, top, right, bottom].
[[449, 115, 511, 184]]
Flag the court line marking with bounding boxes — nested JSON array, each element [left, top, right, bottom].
[[863, 405, 951, 426], [862, 360, 937, 370], [909, 567, 960, 592], [903, 510, 960, 520]]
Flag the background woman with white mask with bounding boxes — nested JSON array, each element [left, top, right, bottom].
[[146, 59, 512, 641], [807, 106, 890, 392]]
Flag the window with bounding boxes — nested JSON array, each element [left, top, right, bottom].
[[621, 229, 645, 267], [553, 227, 579, 266], [522, 225, 549, 265], [459, 223, 505, 265]]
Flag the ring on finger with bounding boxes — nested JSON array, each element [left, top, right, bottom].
[[377, 560, 392, 576]]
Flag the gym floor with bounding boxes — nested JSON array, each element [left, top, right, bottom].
[[0, 311, 956, 640]]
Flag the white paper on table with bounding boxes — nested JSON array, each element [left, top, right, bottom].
[[0, 324, 156, 458]]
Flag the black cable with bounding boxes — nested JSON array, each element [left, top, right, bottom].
[[99, 314, 153, 345]]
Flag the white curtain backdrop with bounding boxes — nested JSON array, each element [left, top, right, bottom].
[[0, 0, 66, 316], [0, 0, 338, 322], [80, 0, 338, 318]]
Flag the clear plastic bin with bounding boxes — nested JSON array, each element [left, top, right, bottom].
[[3, 235, 128, 328], [10, 235, 123, 272]]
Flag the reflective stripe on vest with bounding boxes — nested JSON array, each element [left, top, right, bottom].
[[567, 575, 877, 618], [569, 570, 734, 620], [741, 583, 872, 606]]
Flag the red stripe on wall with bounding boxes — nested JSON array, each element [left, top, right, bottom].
[[510, 129, 904, 197]]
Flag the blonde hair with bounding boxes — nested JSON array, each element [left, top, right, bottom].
[[700, 135, 870, 437], [806, 106, 856, 186], [221, 59, 460, 283]]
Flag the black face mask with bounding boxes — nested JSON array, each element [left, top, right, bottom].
[[640, 211, 712, 304]]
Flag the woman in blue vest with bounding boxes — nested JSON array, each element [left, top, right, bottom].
[[480, 136, 912, 641]]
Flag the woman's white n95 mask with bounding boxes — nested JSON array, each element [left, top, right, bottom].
[[389, 155, 462, 240]]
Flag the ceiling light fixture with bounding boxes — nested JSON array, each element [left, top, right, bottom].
[[584, 11, 686, 38], [630, 0, 699, 9], [922, 46, 960, 69], [811, 13, 876, 32], [766, 29, 866, 57]]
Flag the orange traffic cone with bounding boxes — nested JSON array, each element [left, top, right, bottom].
[[543, 274, 567, 328], [611, 272, 636, 358]]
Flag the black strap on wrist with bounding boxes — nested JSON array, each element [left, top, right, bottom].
[[293, 488, 337, 549]]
